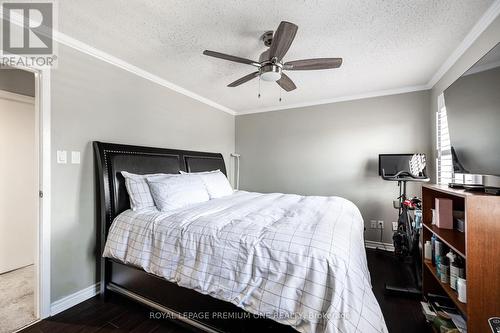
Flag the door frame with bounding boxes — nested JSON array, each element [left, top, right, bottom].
[[2, 61, 52, 319]]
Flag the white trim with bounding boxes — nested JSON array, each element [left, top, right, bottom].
[[50, 283, 100, 316], [239, 1, 500, 115], [427, 0, 500, 88], [2, 57, 52, 319], [46, 27, 434, 116], [4, 1, 498, 117], [52, 31, 236, 116], [364, 240, 394, 252], [0, 90, 35, 104], [4, 9, 235, 116], [37, 67, 51, 319], [237, 84, 429, 115]]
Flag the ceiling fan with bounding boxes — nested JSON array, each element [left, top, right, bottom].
[[202, 21, 342, 92]]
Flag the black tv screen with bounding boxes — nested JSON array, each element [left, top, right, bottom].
[[443, 42, 500, 176]]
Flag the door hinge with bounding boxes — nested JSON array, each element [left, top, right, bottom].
[[39, 190, 43, 198]]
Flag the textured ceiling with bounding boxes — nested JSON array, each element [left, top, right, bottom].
[[58, 0, 494, 113]]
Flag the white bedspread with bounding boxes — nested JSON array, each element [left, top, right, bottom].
[[103, 191, 387, 333]]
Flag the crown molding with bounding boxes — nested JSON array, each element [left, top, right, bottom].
[[52, 31, 236, 115], [5, 2, 499, 116], [3, 9, 235, 115], [236, 84, 430, 115], [427, 0, 500, 88], [240, 1, 500, 116]]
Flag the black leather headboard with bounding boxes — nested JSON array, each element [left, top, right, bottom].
[[93, 141, 227, 235]]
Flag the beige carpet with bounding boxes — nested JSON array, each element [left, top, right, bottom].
[[0, 265, 36, 333]]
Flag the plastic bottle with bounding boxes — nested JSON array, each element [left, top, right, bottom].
[[450, 259, 460, 290], [431, 234, 436, 265], [435, 239, 443, 277], [424, 241, 432, 260], [446, 250, 457, 286], [414, 209, 422, 229], [457, 278, 467, 303], [446, 250, 456, 266], [440, 256, 449, 284]]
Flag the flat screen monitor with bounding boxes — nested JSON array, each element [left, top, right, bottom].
[[443, 42, 500, 176], [379, 154, 427, 177]]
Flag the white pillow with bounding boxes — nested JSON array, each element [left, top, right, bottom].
[[121, 171, 167, 211], [146, 174, 209, 211], [180, 170, 233, 199]]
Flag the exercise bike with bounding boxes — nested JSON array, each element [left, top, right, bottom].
[[392, 172, 422, 258], [379, 154, 429, 297]]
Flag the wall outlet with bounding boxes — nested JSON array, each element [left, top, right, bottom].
[[392, 222, 398, 231], [377, 220, 384, 229], [370, 220, 377, 229]]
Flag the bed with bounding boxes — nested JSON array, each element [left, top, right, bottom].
[[94, 141, 387, 333]]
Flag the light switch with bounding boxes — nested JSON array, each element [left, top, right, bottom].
[[71, 151, 80, 164], [57, 150, 67, 164]]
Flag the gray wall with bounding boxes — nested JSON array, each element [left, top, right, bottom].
[[444, 66, 500, 175], [430, 15, 500, 178], [236, 90, 432, 243], [50, 44, 235, 301], [0, 68, 35, 96]]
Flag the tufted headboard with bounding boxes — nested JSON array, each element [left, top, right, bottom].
[[93, 141, 227, 238]]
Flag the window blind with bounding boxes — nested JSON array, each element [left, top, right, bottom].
[[437, 94, 453, 185]]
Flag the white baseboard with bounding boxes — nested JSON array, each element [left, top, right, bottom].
[[365, 240, 394, 252], [50, 283, 100, 316]]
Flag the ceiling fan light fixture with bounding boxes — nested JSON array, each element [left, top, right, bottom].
[[260, 71, 281, 82], [260, 64, 282, 82]]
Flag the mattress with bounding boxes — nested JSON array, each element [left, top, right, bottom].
[[103, 191, 387, 333]]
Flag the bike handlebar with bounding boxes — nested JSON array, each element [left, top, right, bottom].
[[381, 169, 430, 182]]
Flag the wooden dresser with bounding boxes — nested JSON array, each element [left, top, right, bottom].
[[421, 184, 500, 333]]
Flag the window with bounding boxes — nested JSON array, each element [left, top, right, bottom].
[[436, 94, 453, 185]]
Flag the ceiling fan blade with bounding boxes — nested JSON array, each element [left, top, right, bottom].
[[203, 50, 260, 67], [284, 58, 343, 70], [276, 73, 296, 92], [268, 21, 298, 62], [227, 72, 259, 87]]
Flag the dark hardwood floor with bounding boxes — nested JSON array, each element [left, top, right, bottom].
[[365, 249, 430, 333], [21, 249, 429, 333]]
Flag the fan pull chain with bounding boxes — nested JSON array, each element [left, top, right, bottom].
[[258, 76, 261, 98], [279, 87, 282, 102]]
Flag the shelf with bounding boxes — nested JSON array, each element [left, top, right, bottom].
[[422, 183, 500, 332], [423, 221, 466, 258], [422, 184, 494, 198], [423, 260, 467, 316]]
